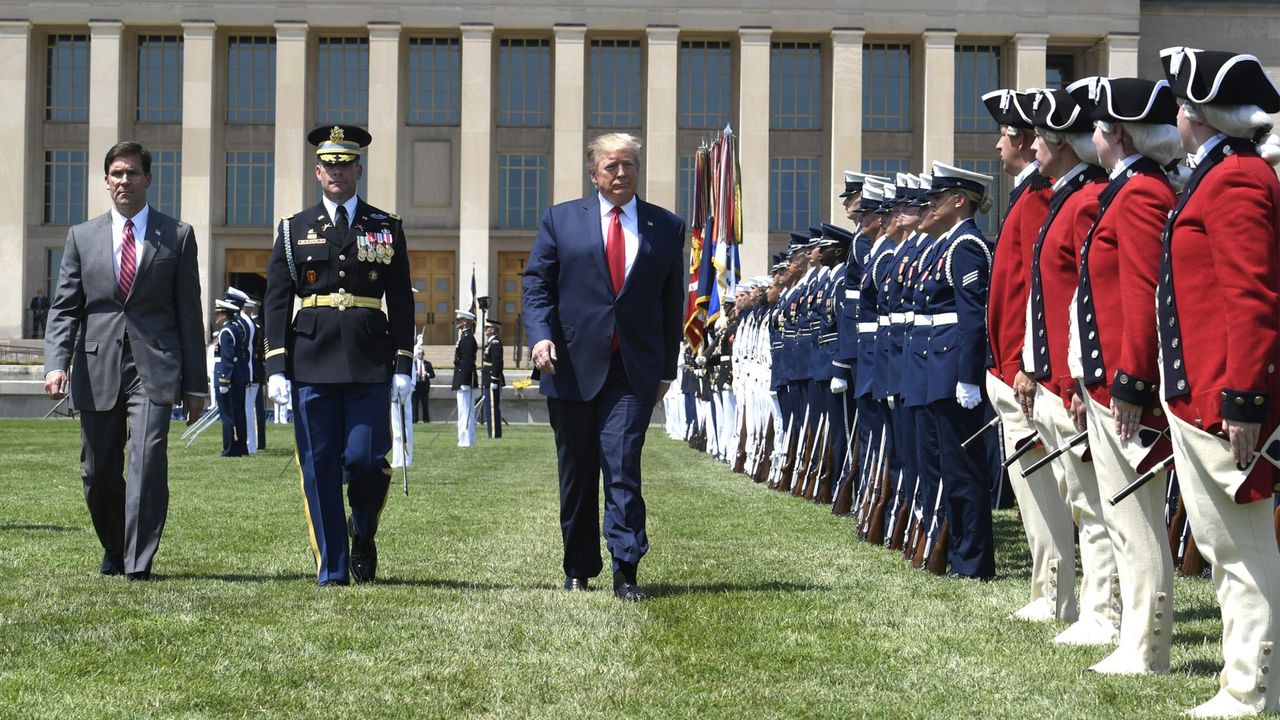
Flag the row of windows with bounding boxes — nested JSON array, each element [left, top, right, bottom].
[[42, 148, 1002, 236], [44, 34, 1065, 131]]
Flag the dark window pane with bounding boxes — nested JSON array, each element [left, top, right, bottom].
[[589, 39, 641, 128], [227, 36, 276, 124], [770, 156, 820, 232], [497, 154, 549, 228], [226, 151, 275, 226], [316, 37, 369, 125], [46, 35, 89, 122], [43, 150, 88, 224], [679, 40, 732, 129], [863, 44, 911, 131], [498, 38, 550, 127], [771, 42, 821, 130], [407, 37, 460, 125], [954, 45, 1000, 132]]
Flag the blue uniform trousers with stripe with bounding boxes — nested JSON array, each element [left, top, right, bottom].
[[293, 382, 392, 585]]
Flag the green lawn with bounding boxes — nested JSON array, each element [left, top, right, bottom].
[[0, 419, 1226, 719]]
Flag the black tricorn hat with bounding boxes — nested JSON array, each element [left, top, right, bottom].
[[307, 124, 372, 163], [982, 89, 1037, 130], [1079, 77, 1177, 126], [1030, 88, 1092, 133], [1160, 46, 1280, 113]]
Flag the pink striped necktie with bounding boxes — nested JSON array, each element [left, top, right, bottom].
[[119, 219, 136, 297]]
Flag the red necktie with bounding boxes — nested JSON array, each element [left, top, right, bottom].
[[606, 206, 625, 351], [119, 219, 137, 297]]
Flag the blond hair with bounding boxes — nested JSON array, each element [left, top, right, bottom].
[[586, 133, 642, 173]]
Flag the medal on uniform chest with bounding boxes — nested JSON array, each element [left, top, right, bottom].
[[357, 233, 369, 262]]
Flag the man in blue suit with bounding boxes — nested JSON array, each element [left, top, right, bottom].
[[523, 133, 686, 601]]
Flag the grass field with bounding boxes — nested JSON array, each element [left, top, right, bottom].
[[0, 418, 1228, 719]]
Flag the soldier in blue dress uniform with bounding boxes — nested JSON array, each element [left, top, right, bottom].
[[916, 161, 997, 580], [214, 297, 249, 457], [263, 125, 415, 586]]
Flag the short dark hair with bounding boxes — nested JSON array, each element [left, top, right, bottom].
[[103, 141, 152, 175]]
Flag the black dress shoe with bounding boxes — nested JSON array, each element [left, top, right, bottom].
[[126, 570, 151, 582], [348, 517, 377, 584], [946, 572, 995, 582], [563, 577, 590, 591], [612, 570, 647, 602], [100, 552, 124, 576], [320, 578, 349, 587], [613, 582, 647, 602]]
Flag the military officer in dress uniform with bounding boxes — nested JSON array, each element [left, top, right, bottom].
[[264, 124, 415, 586], [215, 297, 249, 457], [1020, 86, 1119, 644], [482, 319, 505, 439], [1072, 76, 1182, 675], [981, 88, 1077, 622], [1157, 46, 1280, 717], [915, 162, 996, 580], [452, 310, 479, 447]]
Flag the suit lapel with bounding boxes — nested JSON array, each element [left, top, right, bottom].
[[584, 195, 613, 294], [619, 200, 656, 297], [128, 209, 166, 301]]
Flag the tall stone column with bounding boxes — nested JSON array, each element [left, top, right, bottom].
[[367, 23, 402, 211], [273, 22, 309, 221], [644, 25, 678, 211], [0, 21, 30, 338], [830, 28, 863, 226], [181, 21, 217, 319], [738, 26, 771, 278], [921, 29, 957, 165], [553, 24, 585, 204], [87, 21, 124, 219], [459, 23, 493, 303], [1102, 33, 1140, 77], [1012, 32, 1048, 90]]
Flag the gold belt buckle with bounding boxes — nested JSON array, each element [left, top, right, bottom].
[[329, 291, 354, 311]]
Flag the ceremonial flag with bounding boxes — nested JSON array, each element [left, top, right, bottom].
[[685, 125, 742, 351], [683, 144, 710, 348], [469, 266, 477, 319]]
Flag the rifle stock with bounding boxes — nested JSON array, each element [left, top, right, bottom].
[[925, 518, 950, 575], [831, 428, 860, 516]]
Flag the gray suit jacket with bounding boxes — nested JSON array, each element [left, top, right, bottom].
[[44, 208, 208, 411]]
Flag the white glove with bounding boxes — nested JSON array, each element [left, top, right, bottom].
[[218, 385, 229, 395], [268, 373, 291, 405], [831, 377, 849, 395], [460, 385, 471, 392], [393, 373, 414, 403], [695, 355, 707, 367], [956, 381, 982, 410], [887, 395, 897, 410]]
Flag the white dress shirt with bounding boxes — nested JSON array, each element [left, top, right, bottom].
[[322, 194, 360, 230], [110, 204, 150, 283], [598, 192, 639, 279]]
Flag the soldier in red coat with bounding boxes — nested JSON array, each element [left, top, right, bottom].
[[980, 88, 1076, 623], [1159, 46, 1280, 717], [1073, 76, 1182, 675], [1017, 85, 1120, 647]]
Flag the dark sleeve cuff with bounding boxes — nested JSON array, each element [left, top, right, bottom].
[[266, 356, 286, 377], [1221, 388, 1269, 423], [1110, 369, 1157, 407]]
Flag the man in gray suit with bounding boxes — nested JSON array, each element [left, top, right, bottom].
[[43, 141, 208, 581]]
